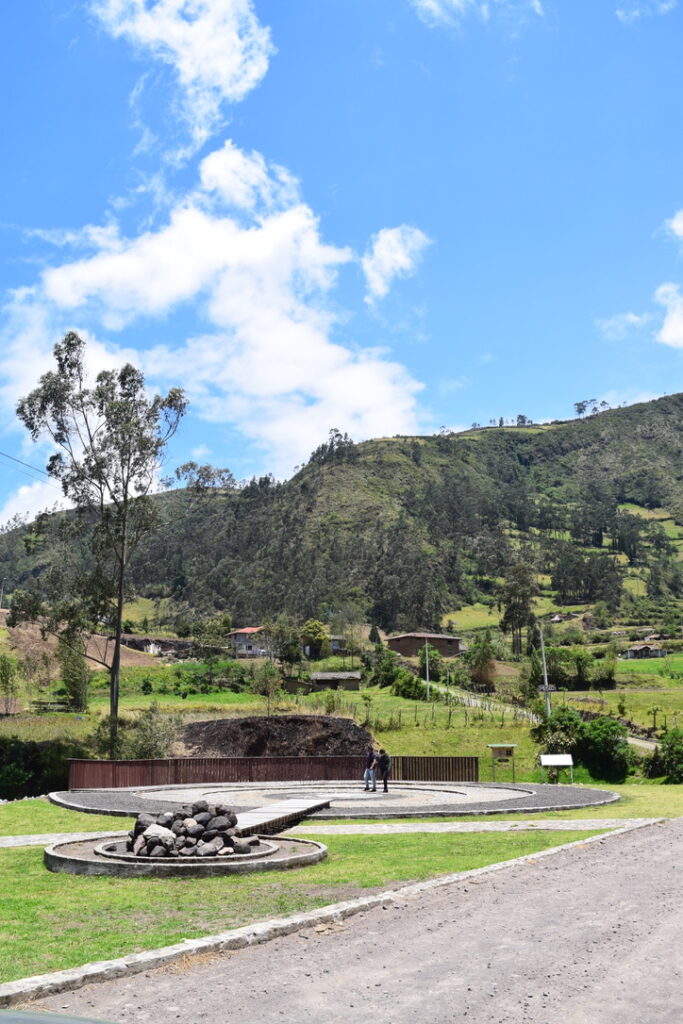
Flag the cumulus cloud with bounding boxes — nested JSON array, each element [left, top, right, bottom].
[[198, 139, 299, 211], [666, 208, 683, 239], [362, 225, 431, 302], [1, 139, 425, 481], [655, 283, 683, 348], [91, 0, 274, 153], [615, 1, 677, 24], [0, 481, 66, 529], [596, 311, 653, 339], [409, 0, 543, 27]]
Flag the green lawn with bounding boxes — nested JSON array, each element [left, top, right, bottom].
[[0, 829, 601, 984], [0, 798, 128, 837]]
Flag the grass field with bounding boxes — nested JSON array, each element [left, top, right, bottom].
[[0, 829, 601, 984]]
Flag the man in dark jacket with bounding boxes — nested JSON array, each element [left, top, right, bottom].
[[364, 746, 377, 791], [378, 748, 390, 793]]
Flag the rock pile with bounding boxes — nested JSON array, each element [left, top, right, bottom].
[[126, 800, 261, 858]]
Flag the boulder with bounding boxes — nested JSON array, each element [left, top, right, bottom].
[[191, 800, 209, 814], [142, 824, 175, 842]]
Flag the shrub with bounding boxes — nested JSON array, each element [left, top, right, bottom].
[[576, 717, 631, 782], [0, 736, 88, 799], [658, 728, 683, 783]]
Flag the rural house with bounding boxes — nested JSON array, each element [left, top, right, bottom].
[[625, 643, 666, 660], [387, 632, 463, 658], [227, 627, 264, 657]]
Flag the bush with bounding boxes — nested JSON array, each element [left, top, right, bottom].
[[392, 670, 426, 700], [0, 736, 88, 799], [576, 717, 631, 782], [89, 702, 182, 760], [658, 728, 683, 783]]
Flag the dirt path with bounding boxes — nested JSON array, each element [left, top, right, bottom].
[[32, 819, 683, 1023]]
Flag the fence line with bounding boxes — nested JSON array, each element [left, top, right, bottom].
[[68, 755, 480, 789]]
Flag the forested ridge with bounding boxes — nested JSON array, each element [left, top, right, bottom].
[[4, 393, 683, 631]]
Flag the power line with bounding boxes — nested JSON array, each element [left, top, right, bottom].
[[0, 450, 50, 477], [0, 450, 62, 491]]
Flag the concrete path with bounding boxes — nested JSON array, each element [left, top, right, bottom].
[[0, 831, 122, 849], [29, 818, 682, 1024], [290, 817, 661, 835]]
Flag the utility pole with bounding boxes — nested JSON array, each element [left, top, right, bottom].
[[0, 579, 5, 611], [538, 624, 552, 718], [424, 640, 430, 701]]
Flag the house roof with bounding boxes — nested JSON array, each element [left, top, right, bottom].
[[388, 633, 462, 641], [628, 643, 661, 651], [227, 627, 262, 636], [311, 672, 362, 681]]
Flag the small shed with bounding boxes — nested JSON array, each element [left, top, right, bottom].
[[310, 671, 362, 692], [625, 643, 666, 660]]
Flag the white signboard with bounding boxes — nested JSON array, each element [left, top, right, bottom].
[[540, 754, 573, 767]]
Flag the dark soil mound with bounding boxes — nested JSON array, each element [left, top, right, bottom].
[[182, 715, 372, 757]]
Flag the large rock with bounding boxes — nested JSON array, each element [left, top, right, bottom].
[[142, 824, 175, 842]]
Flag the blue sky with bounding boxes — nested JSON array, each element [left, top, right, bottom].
[[1, 0, 683, 522]]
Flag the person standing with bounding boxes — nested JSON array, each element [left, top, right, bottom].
[[378, 748, 391, 793], [363, 746, 377, 791]]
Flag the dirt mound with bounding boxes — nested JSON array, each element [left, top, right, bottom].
[[181, 715, 372, 758]]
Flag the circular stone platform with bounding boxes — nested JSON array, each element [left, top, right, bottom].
[[45, 834, 327, 877], [51, 780, 620, 820]]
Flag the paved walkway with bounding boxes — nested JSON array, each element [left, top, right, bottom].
[[0, 817, 662, 848], [0, 831, 121, 849], [290, 817, 662, 835]]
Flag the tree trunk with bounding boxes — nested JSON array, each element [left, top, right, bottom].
[[109, 521, 128, 759]]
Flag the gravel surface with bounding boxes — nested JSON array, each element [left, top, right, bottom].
[[51, 781, 619, 818], [31, 818, 683, 1023]]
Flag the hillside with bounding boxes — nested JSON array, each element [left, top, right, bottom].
[[3, 394, 683, 631]]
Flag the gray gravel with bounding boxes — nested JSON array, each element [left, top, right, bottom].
[[30, 818, 683, 1023], [51, 781, 619, 818]]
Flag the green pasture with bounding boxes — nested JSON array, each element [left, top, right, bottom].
[[0, 828, 601, 984], [616, 652, 683, 684], [565, 689, 683, 732]]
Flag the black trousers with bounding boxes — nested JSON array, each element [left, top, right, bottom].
[[380, 771, 389, 792]]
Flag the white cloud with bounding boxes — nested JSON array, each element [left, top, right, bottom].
[[1, 140, 426, 484], [409, 0, 543, 27], [91, 0, 274, 153], [0, 481, 66, 527], [616, 1, 677, 24], [191, 443, 211, 458], [666, 208, 683, 239], [655, 282, 683, 348], [596, 311, 653, 339], [198, 139, 299, 211], [362, 225, 431, 302]]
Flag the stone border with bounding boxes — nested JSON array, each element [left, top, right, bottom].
[[0, 819, 661, 1008], [44, 834, 326, 878], [49, 780, 621, 820]]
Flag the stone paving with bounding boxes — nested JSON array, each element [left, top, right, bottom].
[[0, 816, 663, 849], [0, 831, 122, 849], [289, 817, 663, 835]]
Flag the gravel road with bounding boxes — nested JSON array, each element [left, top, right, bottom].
[[33, 819, 683, 1024]]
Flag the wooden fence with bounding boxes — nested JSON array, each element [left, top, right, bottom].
[[68, 755, 479, 789]]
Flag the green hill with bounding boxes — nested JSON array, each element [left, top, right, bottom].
[[4, 394, 683, 632]]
